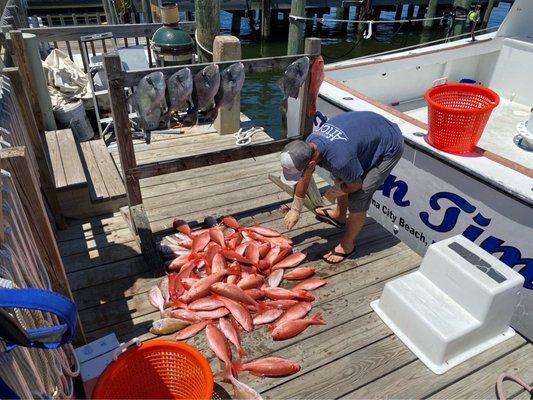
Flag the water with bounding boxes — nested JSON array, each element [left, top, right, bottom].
[[212, 3, 511, 138]]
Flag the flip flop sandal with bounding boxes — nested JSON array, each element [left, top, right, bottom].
[[322, 248, 357, 264], [314, 208, 346, 228]]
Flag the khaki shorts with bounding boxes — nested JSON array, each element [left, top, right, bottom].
[[348, 147, 403, 213]]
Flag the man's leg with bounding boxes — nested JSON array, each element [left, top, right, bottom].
[[316, 194, 348, 224], [324, 211, 366, 263]]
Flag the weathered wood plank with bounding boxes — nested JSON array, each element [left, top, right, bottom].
[[349, 337, 528, 399], [90, 139, 125, 199], [128, 137, 297, 180], [45, 130, 67, 189], [80, 140, 109, 201], [55, 129, 86, 187], [130, 203, 162, 270], [428, 343, 533, 400]]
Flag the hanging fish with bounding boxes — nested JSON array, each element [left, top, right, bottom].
[[307, 55, 324, 117], [167, 67, 194, 115], [208, 62, 245, 120], [129, 71, 167, 131], [188, 64, 221, 125], [278, 56, 310, 113]]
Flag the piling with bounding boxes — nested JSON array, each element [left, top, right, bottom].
[[287, 0, 305, 54], [195, 0, 220, 62], [415, 4, 427, 28], [305, 10, 314, 34], [482, 0, 495, 28], [453, 0, 473, 36], [213, 36, 241, 135], [336, 6, 349, 33], [406, 4, 415, 20], [141, 0, 153, 23], [261, 0, 271, 38], [423, 0, 438, 29]]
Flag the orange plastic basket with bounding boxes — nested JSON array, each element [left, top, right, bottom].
[[424, 83, 499, 153], [92, 339, 213, 400]]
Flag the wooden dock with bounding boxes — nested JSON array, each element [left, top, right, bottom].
[[56, 121, 532, 399]]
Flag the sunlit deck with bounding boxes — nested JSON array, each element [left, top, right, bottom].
[[55, 122, 532, 399]]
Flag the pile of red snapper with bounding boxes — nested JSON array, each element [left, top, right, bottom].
[[148, 216, 327, 395]]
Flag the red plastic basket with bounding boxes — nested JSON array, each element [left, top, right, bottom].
[[92, 339, 213, 400], [424, 83, 499, 153]]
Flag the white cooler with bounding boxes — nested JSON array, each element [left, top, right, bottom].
[[372, 235, 524, 374]]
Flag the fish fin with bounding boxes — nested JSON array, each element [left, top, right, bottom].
[[311, 312, 326, 325], [266, 323, 276, 332], [231, 361, 243, 379]]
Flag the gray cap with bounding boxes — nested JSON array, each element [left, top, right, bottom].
[[279, 140, 313, 185]]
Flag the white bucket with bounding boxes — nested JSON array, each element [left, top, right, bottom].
[[53, 100, 95, 142]]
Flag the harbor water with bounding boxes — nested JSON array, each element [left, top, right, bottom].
[[215, 3, 511, 138]]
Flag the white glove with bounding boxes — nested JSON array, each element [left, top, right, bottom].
[[284, 196, 304, 230]]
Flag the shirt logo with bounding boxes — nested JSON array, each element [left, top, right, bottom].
[[316, 123, 348, 141]]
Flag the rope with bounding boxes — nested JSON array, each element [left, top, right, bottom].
[[289, 14, 452, 25], [234, 127, 265, 146], [194, 29, 213, 56]]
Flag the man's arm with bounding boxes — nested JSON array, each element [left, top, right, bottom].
[[284, 161, 317, 229]]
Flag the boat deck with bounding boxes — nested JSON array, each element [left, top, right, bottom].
[[56, 122, 532, 399], [400, 98, 533, 168]]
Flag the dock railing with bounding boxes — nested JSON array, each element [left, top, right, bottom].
[[103, 37, 321, 266]]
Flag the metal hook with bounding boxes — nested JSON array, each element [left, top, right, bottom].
[[364, 21, 373, 39]]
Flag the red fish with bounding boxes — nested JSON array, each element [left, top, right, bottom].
[[211, 282, 258, 306], [179, 271, 226, 303], [253, 308, 284, 325], [173, 218, 192, 237], [263, 245, 281, 267], [245, 288, 264, 300], [271, 313, 325, 340], [258, 242, 271, 258], [227, 233, 243, 250], [222, 216, 241, 230], [221, 249, 253, 265], [267, 269, 284, 288], [206, 323, 233, 379], [167, 253, 190, 271], [219, 317, 246, 358], [233, 357, 300, 377], [271, 251, 306, 271], [235, 242, 249, 256], [227, 275, 240, 285], [292, 278, 327, 291], [245, 226, 281, 237], [269, 301, 312, 330], [237, 274, 263, 290], [196, 307, 229, 319], [191, 230, 211, 254], [262, 287, 314, 301], [215, 295, 254, 332], [209, 226, 226, 247], [307, 55, 324, 117], [188, 296, 225, 311], [204, 243, 221, 275], [263, 299, 299, 309], [272, 247, 293, 266], [244, 242, 260, 265], [175, 320, 210, 340], [283, 267, 315, 280], [211, 253, 226, 274], [169, 309, 202, 323]]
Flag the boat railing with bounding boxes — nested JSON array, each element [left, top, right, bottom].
[[103, 37, 321, 267]]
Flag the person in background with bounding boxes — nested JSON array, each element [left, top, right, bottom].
[[279, 111, 403, 264], [468, 4, 482, 41]]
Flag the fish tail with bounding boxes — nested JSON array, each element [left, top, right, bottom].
[[311, 312, 326, 325], [237, 346, 247, 358]]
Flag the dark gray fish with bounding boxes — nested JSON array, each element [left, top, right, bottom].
[[168, 68, 194, 113], [129, 71, 167, 131], [193, 64, 220, 111], [215, 62, 245, 109], [278, 56, 310, 112]]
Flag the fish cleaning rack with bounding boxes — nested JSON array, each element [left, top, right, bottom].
[[103, 38, 321, 268]]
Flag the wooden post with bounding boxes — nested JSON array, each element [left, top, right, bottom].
[[406, 4, 415, 20], [9, 30, 44, 132], [336, 5, 348, 33], [231, 12, 242, 35], [2, 68, 65, 229], [0, 146, 85, 346], [423, 0, 438, 29], [103, 54, 161, 270], [415, 3, 427, 29], [22, 33, 57, 131], [298, 37, 321, 137], [213, 36, 241, 135], [261, 0, 271, 38], [102, 0, 113, 24], [305, 10, 314, 34], [482, 0, 495, 28], [287, 0, 305, 55], [195, 0, 220, 62]]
